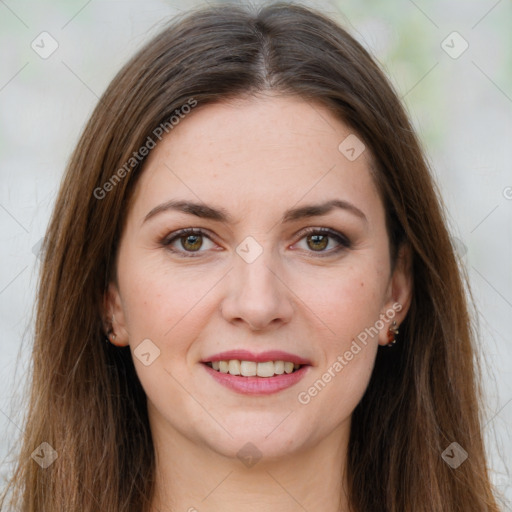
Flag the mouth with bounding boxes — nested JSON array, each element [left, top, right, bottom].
[[200, 350, 312, 395], [201, 361, 310, 395], [203, 359, 304, 378]]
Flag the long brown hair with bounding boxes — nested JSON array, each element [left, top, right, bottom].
[[1, 2, 501, 510]]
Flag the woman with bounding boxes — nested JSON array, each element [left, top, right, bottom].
[[0, 2, 501, 511]]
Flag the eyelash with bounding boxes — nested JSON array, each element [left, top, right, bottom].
[[160, 227, 351, 258]]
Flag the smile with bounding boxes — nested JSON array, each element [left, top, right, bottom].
[[205, 359, 301, 377], [202, 361, 310, 395]]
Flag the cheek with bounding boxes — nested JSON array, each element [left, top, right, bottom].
[[295, 261, 388, 343], [117, 249, 217, 345], [294, 267, 382, 421], [292, 259, 386, 400]]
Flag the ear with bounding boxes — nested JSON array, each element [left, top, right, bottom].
[[378, 243, 413, 346], [103, 281, 130, 347]]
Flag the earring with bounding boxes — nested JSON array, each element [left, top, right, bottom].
[[105, 314, 116, 343], [105, 329, 116, 343], [387, 320, 399, 346]]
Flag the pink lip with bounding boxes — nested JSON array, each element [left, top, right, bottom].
[[202, 363, 310, 395], [201, 349, 311, 366]]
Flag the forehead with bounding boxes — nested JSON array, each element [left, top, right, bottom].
[[130, 94, 383, 226]]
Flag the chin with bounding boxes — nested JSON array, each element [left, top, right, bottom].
[[199, 415, 314, 462]]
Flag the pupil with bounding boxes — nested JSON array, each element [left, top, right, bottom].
[[308, 234, 327, 251]]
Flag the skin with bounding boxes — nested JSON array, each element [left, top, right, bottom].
[[105, 94, 412, 512]]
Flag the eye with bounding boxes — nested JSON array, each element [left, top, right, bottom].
[[293, 227, 351, 255], [161, 226, 351, 258], [161, 228, 217, 257]]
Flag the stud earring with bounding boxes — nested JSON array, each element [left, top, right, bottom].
[[387, 320, 399, 346], [105, 314, 116, 344], [105, 329, 116, 343]]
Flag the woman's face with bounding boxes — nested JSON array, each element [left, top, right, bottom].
[[107, 94, 411, 460]]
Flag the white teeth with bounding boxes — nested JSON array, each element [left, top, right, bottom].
[[284, 362, 294, 374], [257, 361, 274, 377], [240, 361, 257, 377], [274, 360, 284, 374], [228, 360, 241, 375], [207, 359, 303, 377]]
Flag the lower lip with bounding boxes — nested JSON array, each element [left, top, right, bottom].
[[202, 363, 310, 395]]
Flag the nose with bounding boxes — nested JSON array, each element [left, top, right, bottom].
[[220, 245, 294, 331]]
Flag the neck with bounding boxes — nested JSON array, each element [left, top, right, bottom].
[[148, 412, 351, 512]]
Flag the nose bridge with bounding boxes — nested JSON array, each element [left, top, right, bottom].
[[221, 235, 293, 329], [234, 235, 280, 297]]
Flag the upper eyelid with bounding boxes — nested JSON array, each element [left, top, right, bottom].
[[163, 226, 345, 240], [162, 228, 216, 245]]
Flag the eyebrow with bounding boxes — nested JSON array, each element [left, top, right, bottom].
[[143, 198, 368, 225]]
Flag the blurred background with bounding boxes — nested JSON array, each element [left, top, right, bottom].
[[0, 0, 511, 506]]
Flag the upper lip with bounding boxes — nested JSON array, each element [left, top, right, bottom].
[[201, 349, 312, 366]]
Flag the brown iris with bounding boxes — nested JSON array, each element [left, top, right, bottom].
[[181, 234, 202, 251], [307, 234, 328, 251]]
